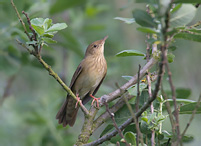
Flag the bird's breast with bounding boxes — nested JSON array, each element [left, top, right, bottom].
[[74, 56, 107, 98]]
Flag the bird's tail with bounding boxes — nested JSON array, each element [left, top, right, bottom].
[[56, 95, 78, 127]]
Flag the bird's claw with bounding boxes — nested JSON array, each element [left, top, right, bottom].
[[90, 94, 100, 108], [75, 94, 82, 108]]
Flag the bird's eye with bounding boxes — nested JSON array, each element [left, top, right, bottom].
[[93, 45, 97, 48]]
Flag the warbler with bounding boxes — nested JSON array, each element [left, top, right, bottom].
[[56, 36, 108, 127]]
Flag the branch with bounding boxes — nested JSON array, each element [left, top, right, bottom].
[[11, 0, 31, 40], [11, 0, 89, 116], [104, 101, 130, 146], [100, 57, 157, 105], [86, 50, 165, 145], [135, 65, 143, 146]]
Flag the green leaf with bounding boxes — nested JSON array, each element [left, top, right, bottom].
[[123, 124, 136, 134], [137, 27, 159, 34], [100, 124, 114, 137], [127, 83, 147, 97], [43, 18, 52, 30], [174, 33, 201, 42], [176, 88, 191, 99], [31, 18, 44, 26], [140, 120, 151, 134], [114, 17, 135, 24], [174, 0, 201, 3], [31, 18, 45, 36], [167, 53, 175, 63], [170, 4, 196, 27], [32, 25, 45, 36], [171, 4, 182, 14], [124, 132, 136, 146], [46, 23, 67, 33], [116, 50, 145, 57], [168, 46, 177, 51], [43, 33, 54, 38], [133, 9, 157, 28], [166, 99, 196, 104], [179, 102, 201, 114], [42, 37, 57, 43], [122, 76, 133, 81]]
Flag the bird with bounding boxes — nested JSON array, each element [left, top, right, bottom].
[[56, 36, 108, 127]]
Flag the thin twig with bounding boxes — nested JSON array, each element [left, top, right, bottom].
[[100, 57, 158, 105], [0, 74, 17, 105], [161, 86, 176, 135], [104, 101, 130, 146], [177, 95, 201, 145], [11, 0, 90, 116], [135, 65, 141, 146], [10, 0, 31, 40], [123, 92, 144, 146], [17, 40, 89, 115], [21, 11, 38, 53], [85, 45, 165, 145]]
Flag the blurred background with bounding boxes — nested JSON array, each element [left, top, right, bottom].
[[0, 0, 201, 145]]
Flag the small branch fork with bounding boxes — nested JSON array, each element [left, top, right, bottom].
[[11, 0, 89, 116]]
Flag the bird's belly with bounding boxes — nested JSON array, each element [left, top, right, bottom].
[[75, 69, 104, 98]]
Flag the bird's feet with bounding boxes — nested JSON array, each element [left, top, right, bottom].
[[90, 94, 100, 108], [75, 94, 82, 108]]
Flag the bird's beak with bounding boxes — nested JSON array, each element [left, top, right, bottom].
[[101, 35, 108, 44]]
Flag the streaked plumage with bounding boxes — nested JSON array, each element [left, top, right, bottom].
[[56, 36, 108, 127]]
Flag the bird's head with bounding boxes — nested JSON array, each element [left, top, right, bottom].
[[85, 36, 108, 57]]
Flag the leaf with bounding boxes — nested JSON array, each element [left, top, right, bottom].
[[114, 17, 135, 24], [31, 18, 44, 26], [171, 4, 182, 14], [46, 23, 67, 33], [127, 83, 147, 97], [166, 99, 196, 104], [124, 132, 136, 146], [179, 102, 201, 114], [168, 46, 177, 51], [116, 50, 145, 57], [174, 0, 201, 3], [31, 18, 45, 35], [100, 124, 114, 137], [174, 33, 201, 42], [32, 25, 45, 36], [167, 53, 175, 63], [170, 4, 197, 27], [176, 88, 191, 99], [123, 124, 136, 134], [42, 37, 57, 43], [122, 76, 133, 81], [133, 9, 157, 28], [137, 27, 159, 34], [43, 18, 52, 30]]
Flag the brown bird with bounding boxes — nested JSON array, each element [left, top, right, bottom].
[[56, 36, 108, 127]]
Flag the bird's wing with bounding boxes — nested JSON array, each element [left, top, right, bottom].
[[69, 62, 83, 89]]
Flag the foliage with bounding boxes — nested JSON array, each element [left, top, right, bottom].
[[1, 0, 201, 146]]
